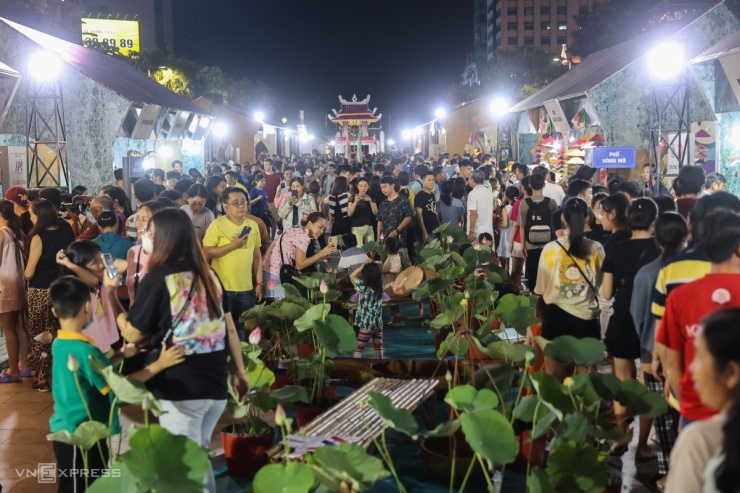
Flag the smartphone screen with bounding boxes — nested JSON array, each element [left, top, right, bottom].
[[102, 253, 117, 279], [329, 236, 337, 248], [240, 226, 252, 238], [291, 190, 298, 198]]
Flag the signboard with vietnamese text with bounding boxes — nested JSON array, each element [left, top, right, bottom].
[[592, 147, 636, 168], [82, 18, 140, 56], [543, 100, 571, 134]]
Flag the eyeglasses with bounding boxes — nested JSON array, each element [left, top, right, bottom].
[[227, 200, 248, 207], [189, 201, 206, 208]]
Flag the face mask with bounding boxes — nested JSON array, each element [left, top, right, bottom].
[[142, 234, 154, 255]]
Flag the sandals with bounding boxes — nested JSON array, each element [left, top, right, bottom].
[[0, 370, 21, 383], [33, 381, 50, 393]]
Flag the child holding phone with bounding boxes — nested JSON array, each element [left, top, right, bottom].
[[56, 240, 123, 354]]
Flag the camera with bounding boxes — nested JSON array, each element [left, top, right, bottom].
[[60, 199, 88, 216]]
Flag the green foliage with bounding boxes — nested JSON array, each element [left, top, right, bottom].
[[294, 304, 330, 332], [436, 331, 469, 359], [494, 294, 538, 335], [539, 335, 606, 367], [308, 444, 391, 492], [90, 356, 163, 416], [47, 421, 111, 451], [252, 462, 315, 493], [545, 441, 608, 493], [460, 409, 519, 468], [366, 391, 420, 439], [89, 425, 211, 492], [313, 315, 358, 357]]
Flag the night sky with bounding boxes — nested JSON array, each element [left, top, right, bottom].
[[198, 0, 473, 140]]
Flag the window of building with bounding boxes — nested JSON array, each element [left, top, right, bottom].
[[557, 6, 567, 15], [541, 6, 550, 15], [507, 36, 517, 45], [524, 7, 534, 15], [507, 7, 517, 15], [557, 36, 567, 44], [524, 22, 534, 30], [508, 22, 517, 29], [524, 37, 534, 45], [558, 23, 568, 30], [541, 22, 551, 30]]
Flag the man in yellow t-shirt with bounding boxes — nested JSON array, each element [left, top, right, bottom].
[[203, 187, 262, 340]]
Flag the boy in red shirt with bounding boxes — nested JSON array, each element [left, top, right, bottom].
[[657, 208, 740, 427]]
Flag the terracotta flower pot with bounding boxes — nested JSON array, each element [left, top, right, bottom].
[[419, 435, 486, 486], [297, 343, 315, 358], [220, 428, 273, 479], [508, 430, 547, 473]]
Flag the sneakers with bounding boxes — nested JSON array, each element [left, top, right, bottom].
[[33, 381, 50, 393]]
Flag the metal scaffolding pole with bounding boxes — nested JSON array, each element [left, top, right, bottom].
[[26, 75, 69, 190]]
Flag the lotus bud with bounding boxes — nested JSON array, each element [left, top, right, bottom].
[[275, 404, 286, 427], [563, 377, 575, 388], [460, 298, 468, 307], [267, 278, 278, 292], [464, 289, 470, 300], [473, 241, 481, 250], [142, 394, 151, 412], [249, 327, 262, 345], [446, 235, 454, 243], [67, 354, 79, 373], [445, 371, 452, 383], [319, 279, 329, 294]]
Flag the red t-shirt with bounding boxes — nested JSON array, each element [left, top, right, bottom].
[[510, 198, 523, 243], [656, 273, 740, 421], [263, 172, 282, 202]]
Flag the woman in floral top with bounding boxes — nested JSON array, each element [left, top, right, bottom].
[[262, 212, 335, 299], [351, 260, 385, 359]]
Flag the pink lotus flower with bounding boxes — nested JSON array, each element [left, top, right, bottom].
[[473, 241, 481, 250], [446, 235, 454, 243], [319, 279, 329, 294], [267, 279, 278, 292], [325, 265, 332, 273], [67, 354, 79, 373], [275, 404, 286, 426], [249, 327, 262, 345]]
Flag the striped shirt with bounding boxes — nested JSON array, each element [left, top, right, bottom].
[[651, 244, 710, 320], [328, 193, 350, 218]]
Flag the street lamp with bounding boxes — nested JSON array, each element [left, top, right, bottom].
[[254, 111, 265, 122], [387, 139, 395, 146], [401, 129, 412, 140], [647, 42, 685, 81], [212, 122, 228, 138], [490, 97, 509, 118], [28, 50, 62, 82], [435, 108, 446, 119]]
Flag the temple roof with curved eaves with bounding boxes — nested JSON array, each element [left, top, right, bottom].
[[329, 94, 382, 123]]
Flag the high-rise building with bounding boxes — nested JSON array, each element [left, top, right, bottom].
[[493, 0, 594, 52], [473, 0, 495, 66]]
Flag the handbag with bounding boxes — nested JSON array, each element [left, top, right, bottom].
[[145, 277, 197, 364], [278, 233, 296, 285]]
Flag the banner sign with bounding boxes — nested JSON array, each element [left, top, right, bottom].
[[592, 147, 636, 168], [82, 18, 140, 56], [543, 100, 571, 134]]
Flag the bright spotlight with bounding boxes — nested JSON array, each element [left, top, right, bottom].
[[435, 108, 446, 119], [387, 139, 395, 146], [157, 145, 173, 159], [401, 129, 412, 140], [412, 128, 422, 137], [254, 111, 265, 122], [199, 117, 210, 129], [212, 122, 228, 138], [647, 42, 685, 81], [330, 140, 336, 146], [143, 156, 156, 170], [490, 98, 509, 118], [28, 50, 62, 82]]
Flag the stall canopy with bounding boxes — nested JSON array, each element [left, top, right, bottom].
[[0, 59, 20, 128], [0, 17, 211, 140], [509, 22, 685, 113]]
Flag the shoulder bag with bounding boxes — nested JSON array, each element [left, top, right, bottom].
[[278, 233, 296, 285], [555, 240, 598, 298]]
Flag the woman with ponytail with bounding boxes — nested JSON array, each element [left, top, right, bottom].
[[602, 197, 661, 455], [666, 308, 740, 493], [534, 197, 606, 380]]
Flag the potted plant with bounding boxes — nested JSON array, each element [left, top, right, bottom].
[[221, 330, 309, 478]]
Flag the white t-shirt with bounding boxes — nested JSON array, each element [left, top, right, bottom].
[[666, 413, 726, 493], [467, 185, 494, 238], [543, 181, 565, 207]]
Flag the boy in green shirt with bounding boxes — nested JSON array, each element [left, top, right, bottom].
[[49, 276, 184, 492]]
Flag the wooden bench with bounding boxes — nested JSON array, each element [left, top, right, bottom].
[[266, 377, 439, 462], [344, 298, 432, 325]]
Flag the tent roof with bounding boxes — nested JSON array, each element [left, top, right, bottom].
[[691, 30, 740, 62], [0, 17, 207, 115], [0, 60, 19, 78], [509, 22, 686, 113]]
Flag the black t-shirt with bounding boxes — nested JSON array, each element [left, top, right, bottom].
[[29, 224, 75, 289], [20, 211, 33, 236], [602, 229, 631, 257], [414, 190, 440, 236], [602, 238, 660, 314], [352, 198, 375, 228], [586, 224, 609, 244], [128, 265, 229, 401]]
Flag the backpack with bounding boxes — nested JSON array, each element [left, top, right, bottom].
[[524, 197, 553, 246]]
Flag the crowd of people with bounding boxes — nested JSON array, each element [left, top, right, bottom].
[[0, 151, 737, 492]]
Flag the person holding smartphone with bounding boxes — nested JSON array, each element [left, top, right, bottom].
[[278, 178, 317, 230], [203, 187, 262, 340]]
